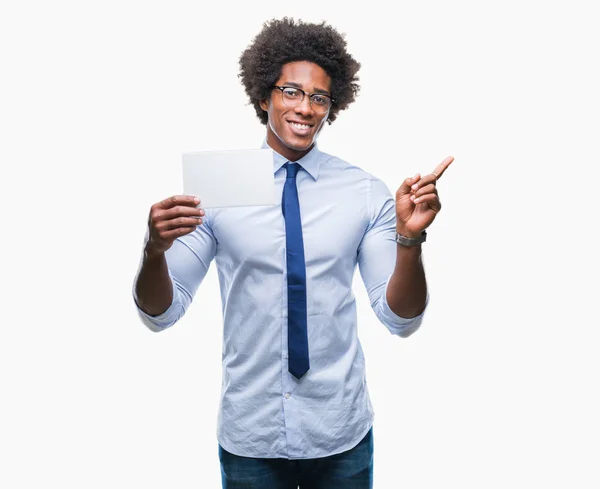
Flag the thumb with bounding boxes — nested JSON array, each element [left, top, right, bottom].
[[398, 173, 421, 196]]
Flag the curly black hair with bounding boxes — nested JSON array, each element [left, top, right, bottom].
[[239, 17, 361, 125]]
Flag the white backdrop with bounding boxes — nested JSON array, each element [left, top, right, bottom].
[[1, 1, 598, 488]]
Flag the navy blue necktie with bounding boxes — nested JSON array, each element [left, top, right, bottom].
[[282, 162, 309, 379]]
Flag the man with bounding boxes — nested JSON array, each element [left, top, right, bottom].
[[133, 17, 453, 489]]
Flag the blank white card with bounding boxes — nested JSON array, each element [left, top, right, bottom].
[[182, 148, 277, 209]]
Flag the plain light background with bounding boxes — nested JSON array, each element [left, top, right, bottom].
[[1, 0, 598, 487]]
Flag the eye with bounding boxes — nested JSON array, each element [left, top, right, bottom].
[[282, 88, 301, 99], [311, 95, 329, 106]]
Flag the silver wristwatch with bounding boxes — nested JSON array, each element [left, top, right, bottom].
[[395, 230, 427, 246]]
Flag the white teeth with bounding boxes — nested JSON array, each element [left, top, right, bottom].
[[290, 122, 310, 129]]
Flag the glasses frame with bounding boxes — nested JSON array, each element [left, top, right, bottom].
[[272, 85, 336, 112]]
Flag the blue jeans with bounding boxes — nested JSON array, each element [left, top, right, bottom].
[[218, 427, 373, 489]]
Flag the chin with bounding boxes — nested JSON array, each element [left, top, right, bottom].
[[285, 138, 314, 151], [276, 131, 314, 151], [268, 121, 321, 156], [284, 130, 320, 148]]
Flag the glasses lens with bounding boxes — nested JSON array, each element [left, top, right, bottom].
[[310, 94, 332, 113], [281, 88, 303, 107]]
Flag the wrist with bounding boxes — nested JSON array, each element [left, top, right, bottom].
[[395, 229, 427, 247], [396, 227, 423, 239], [144, 242, 166, 261]]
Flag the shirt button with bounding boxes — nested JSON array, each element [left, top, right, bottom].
[[284, 393, 291, 399]]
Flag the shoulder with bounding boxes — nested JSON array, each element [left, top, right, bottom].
[[320, 150, 392, 196], [319, 151, 378, 181]]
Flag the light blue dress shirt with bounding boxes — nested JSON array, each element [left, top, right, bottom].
[[134, 141, 428, 459]]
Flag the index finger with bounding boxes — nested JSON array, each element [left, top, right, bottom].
[[158, 195, 200, 209], [432, 156, 454, 181]]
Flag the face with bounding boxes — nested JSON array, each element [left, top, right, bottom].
[[259, 61, 332, 162]]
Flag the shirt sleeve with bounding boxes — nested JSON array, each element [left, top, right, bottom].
[[357, 175, 428, 337], [132, 212, 217, 332]]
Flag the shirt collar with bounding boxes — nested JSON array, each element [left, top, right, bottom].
[[261, 138, 322, 181]]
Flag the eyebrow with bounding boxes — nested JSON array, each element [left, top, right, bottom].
[[281, 81, 331, 96]]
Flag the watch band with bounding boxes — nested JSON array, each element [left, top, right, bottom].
[[395, 230, 427, 246]]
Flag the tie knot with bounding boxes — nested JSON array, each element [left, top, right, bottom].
[[285, 162, 299, 179]]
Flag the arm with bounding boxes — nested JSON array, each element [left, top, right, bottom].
[[133, 195, 216, 331], [358, 176, 428, 338], [388, 155, 455, 319], [385, 239, 427, 319], [135, 247, 175, 317]]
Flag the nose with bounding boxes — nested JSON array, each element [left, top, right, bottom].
[[294, 96, 314, 116]]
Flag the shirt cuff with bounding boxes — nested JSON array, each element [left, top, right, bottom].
[[376, 273, 429, 337]]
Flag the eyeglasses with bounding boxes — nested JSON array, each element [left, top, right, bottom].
[[273, 85, 335, 113]]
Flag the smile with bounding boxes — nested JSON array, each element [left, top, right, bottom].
[[288, 121, 313, 135]]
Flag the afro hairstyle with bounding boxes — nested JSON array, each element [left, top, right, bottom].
[[238, 17, 361, 125]]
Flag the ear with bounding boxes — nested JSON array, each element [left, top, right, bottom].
[[259, 99, 269, 112]]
